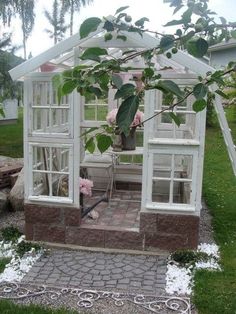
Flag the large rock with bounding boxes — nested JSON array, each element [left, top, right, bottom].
[[0, 189, 10, 212], [9, 167, 24, 211]]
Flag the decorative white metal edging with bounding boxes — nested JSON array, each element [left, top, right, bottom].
[[0, 282, 191, 313]]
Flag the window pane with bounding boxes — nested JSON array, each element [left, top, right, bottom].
[[33, 146, 50, 171], [33, 172, 49, 196], [174, 155, 192, 179], [52, 174, 69, 197], [153, 154, 172, 171], [152, 179, 170, 203], [173, 181, 191, 204]]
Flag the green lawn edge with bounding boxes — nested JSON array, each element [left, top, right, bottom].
[[193, 107, 236, 314]]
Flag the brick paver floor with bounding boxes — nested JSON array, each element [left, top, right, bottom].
[[23, 249, 167, 295], [82, 190, 141, 229]]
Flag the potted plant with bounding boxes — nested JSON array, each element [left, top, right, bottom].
[[106, 109, 144, 150]]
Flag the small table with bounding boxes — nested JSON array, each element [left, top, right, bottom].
[[108, 147, 144, 200]]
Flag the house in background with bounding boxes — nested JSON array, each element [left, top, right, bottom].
[[208, 39, 236, 69], [0, 50, 24, 124]]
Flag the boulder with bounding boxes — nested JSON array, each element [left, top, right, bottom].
[[0, 189, 10, 212], [9, 167, 24, 211]]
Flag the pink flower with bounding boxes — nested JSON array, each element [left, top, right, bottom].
[[106, 109, 144, 127], [131, 110, 144, 127], [106, 108, 118, 125], [80, 178, 94, 196]]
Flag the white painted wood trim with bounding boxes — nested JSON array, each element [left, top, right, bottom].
[[9, 25, 104, 81]]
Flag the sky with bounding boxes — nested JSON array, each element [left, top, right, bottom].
[[1, 0, 236, 59]]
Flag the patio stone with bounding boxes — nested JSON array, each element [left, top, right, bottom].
[[23, 248, 168, 295]]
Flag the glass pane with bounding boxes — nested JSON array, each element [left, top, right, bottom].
[[174, 155, 192, 179], [52, 174, 69, 197], [33, 146, 50, 171], [32, 108, 50, 132], [161, 112, 172, 124], [52, 148, 69, 172], [33, 172, 49, 196], [50, 108, 69, 133], [84, 105, 96, 120], [152, 179, 170, 203], [97, 105, 108, 121], [153, 154, 172, 171], [173, 181, 191, 204]]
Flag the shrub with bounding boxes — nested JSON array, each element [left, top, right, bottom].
[[1, 226, 22, 243]]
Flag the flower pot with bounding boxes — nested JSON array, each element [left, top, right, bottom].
[[121, 128, 136, 150]]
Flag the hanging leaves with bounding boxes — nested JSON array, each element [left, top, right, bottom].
[[160, 36, 175, 51], [116, 95, 140, 136], [186, 37, 208, 57], [85, 137, 96, 153], [169, 112, 181, 127], [80, 17, 102, 39], [96, 134, 113, 153], [193, 99, 207, 112], [193, 83, 208, 99], [115, 6, 129, 15], [114, 83, 136, 100], [157, 80, 184, 98], [80, 47, 108, 62]]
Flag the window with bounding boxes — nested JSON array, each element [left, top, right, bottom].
[[29, 144, 73, 202], [150, 153, 194, 205], [31, 81, 71, 135]]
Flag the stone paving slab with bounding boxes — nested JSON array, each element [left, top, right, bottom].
[[23, 249, 168, 295]]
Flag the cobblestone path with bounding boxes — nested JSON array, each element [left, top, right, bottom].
[[23, 249, 167, 295]]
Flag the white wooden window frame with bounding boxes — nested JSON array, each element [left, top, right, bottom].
[[145, 146, 198, 212], [28, 142, 74, 204], [27, 73, 73, 138]]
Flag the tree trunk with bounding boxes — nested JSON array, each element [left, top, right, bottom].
[[70, 1, 74, 36]]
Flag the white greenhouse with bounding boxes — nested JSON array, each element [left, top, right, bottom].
[[9, 26, 236, 251]]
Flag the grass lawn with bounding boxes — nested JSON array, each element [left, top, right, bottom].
[[193, 106, 236, 314], [0, 108, 23, 158], [0, 300, 79, 314]]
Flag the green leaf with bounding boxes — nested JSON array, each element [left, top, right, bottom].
[[112, 74, 123, 89], [170, 0, 182, 7], [116, 95, 140, 136], [114, 83, 135, 100], [81, 127, 99, 137], [115, 6, 129, 15], [116, 35, 127, 41], [160, 35, 175, 51], [99, 73, 110, 91], [104, 33, 113, 41], [164, 19, 183, 27], [158, 80, 183, 97], [96, 134, 113, 153], [215, 90, 229, 99], [80, 17, 101, 39], [52, 74, 63, 103], [85, 137, 96, 153], [80, 47, 108, 62], [187, 37, 208, 57], [193, 83, 208, 99], [169, 112, 181, 127], [182, 9, 192, 25], [193, 99, 207, 112], [135, 17, 149, 28], [103, 20, 114, 32], [0, 106, 5, 118], [143, 68, 154, 79], [62, 80, 77, 95], [87, 86, 103, 98], [231, 30, 236, 39]]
